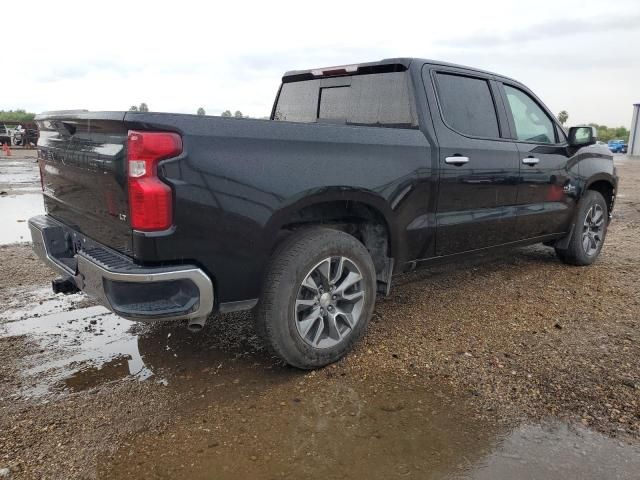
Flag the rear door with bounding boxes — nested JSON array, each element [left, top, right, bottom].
[[422, 66, 520, 255], [497, 82, 575, 239]]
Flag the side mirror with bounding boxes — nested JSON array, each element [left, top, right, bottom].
[[568, 125, 597, 147]]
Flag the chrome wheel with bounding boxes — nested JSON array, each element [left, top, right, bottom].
[[582, 204, 605, 256], [294, 256, 365, 349]]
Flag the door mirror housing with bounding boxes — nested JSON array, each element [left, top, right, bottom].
[[568, 126, 597, 147]]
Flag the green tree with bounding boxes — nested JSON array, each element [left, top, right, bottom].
[[557, 110, 569, 126], [128, 105, 139, 112], [197, 107, 206, 116], [587, 123, 630, 143], [614, 126, 628, 138], [139, 103, 149, 112], [234, 110, 243, 119], [221, 110, 232, 117], [0, 109, 36, 122]]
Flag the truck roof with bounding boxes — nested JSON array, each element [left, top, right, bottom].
[[282, 57, 519, 84]]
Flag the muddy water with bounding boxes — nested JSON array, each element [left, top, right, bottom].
[[0, 151, 45, 244], [0, 193, 44, 244], [1, 290, 152, 396], [0, 158, 41, 193], [2, 289, 639, 479]]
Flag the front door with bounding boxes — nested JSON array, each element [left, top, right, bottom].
[[498, 82, 576, 239], [423, 67, 520, 256]]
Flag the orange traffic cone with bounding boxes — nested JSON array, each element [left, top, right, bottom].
[[2, 143, 10, 156]]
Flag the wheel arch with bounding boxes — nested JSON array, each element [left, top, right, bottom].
[[584, 174, 616, 215], [265, 190, 397, 292]]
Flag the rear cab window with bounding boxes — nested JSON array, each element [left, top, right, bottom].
[[273, 71, 418, 129]]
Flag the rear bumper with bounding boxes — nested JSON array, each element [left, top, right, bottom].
[[28, 215, 214, 322]]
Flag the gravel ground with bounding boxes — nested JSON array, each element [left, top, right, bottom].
[[0, 155, 638, 479]]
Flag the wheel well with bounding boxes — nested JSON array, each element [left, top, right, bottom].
[[278, 201, 393, 292], [587, 180, 615, 214]]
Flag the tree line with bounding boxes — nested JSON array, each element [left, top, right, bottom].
[[0, 109, 36, 122], [557, 111, 630, 142], [0, 107, 632, 143], [128, 104, 248, 118]]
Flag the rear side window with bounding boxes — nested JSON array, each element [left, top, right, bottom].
[[435, 73, 500, 138], [503, 85, 555, 144], [272, 80, 318, 123], [273, 72, 418, 129]]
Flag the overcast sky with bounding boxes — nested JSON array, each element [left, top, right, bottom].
[[4, 0, 639, 126]]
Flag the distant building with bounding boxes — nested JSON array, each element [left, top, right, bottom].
[[629, 103, 640, 157]]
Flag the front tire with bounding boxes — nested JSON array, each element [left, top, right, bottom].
[[555, 190, 608, 266], [256, 227, 377, 369]]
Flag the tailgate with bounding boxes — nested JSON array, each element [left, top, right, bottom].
[[36, 112, 133, 254]]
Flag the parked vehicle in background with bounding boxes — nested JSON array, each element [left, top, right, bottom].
[[12, 125, 25, 145], [0, 123, 11, 145], [29, 58, 618, 369], [12, 122, 39, 147], [608, 139, 627, 153]]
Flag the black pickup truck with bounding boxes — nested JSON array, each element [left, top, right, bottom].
[[29, 58, 617, 368]]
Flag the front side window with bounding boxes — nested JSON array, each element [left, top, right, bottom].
[[504, 85, 555, 144], [435, 73, 500, 138], [273, 72, 418, 129]]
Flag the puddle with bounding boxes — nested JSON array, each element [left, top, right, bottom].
[[458, 421, 640, 480], [104, 374, 640, 480], [0, 159, 40, 192], [1, 289, 154, 397], [0, 193, 44, 244], [0, 286, 265, 398]]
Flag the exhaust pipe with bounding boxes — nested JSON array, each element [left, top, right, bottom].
[[187, 317, 206, 333]]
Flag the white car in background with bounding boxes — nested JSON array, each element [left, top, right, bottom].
[[12, 125, 25, 145]]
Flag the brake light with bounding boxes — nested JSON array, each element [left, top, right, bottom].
[[127, 130, 182, 231], [311, 64, 359, 77]]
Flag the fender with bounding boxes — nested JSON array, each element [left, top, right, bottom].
[[263, 187, 399, 259], [582, 172, 617, 194], [556, 171, 617, 250]]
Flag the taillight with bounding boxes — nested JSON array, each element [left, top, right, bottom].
[[127, 130, 182, 231]]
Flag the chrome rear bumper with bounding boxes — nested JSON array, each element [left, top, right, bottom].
[[28, 215, 214, 322]]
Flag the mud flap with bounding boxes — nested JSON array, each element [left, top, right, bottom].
[[554, 223, 575, 250], [376, 257, 394, 296]]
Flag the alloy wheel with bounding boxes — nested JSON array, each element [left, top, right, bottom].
[[294, 256, 365, 349], [582, 204, 605, 256]]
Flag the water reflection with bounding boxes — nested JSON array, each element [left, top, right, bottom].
[[0, 193, 45, 244]]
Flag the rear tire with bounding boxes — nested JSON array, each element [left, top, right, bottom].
[[256, 227, 377, 369], [555, 190, 608, 266]]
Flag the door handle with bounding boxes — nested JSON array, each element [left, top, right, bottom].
[[522, 157, 540, 166], [445, 156, 469, 166]]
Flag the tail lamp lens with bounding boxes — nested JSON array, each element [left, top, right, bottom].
[[127, 131, 182, 231]]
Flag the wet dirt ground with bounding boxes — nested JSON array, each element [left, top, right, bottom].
[[1, 152, 639, 479]]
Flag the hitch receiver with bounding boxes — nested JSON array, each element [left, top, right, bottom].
[[52, 277, 80, 295]]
